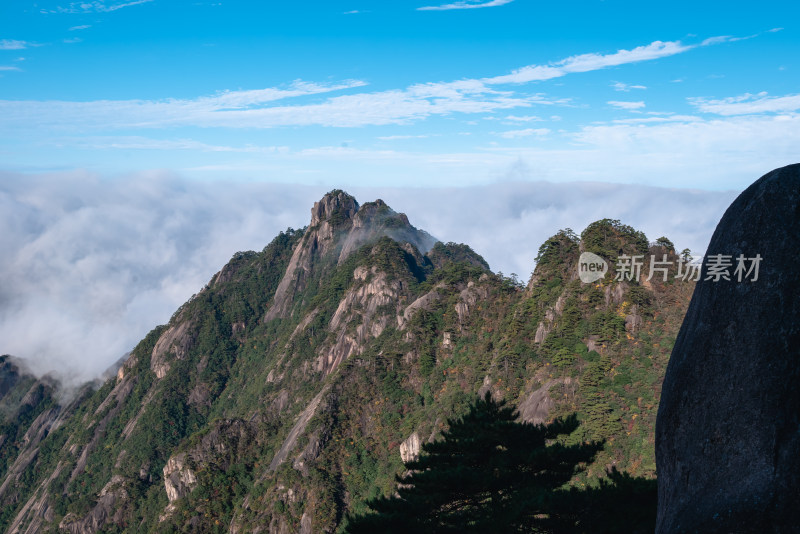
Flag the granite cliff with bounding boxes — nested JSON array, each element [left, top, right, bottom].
[[0, 191, 694, 533], [656, 164, 800, 533]]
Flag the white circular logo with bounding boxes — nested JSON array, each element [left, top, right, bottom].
[[578, 252, 608, 283]]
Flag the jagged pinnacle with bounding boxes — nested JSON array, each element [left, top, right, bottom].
[[310, 190, 359, 227]]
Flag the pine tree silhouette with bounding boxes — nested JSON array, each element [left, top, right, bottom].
[[344, 393, 605, 533]]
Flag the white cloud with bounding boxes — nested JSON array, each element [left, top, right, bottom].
[[0, 39, 34, 50], [611, 115, 702, 124], [357, 181, 736, 284], [70, 136, 291, 153], [343, 10, 361, 14], [567, 113, 800, 186], [63, 37, 83, 44], [0, 79, 542, 130], [49, 0, 154, 13], [503, 115, 544, 122], [0, 171, 327, 384], [690, 92, 800, 116], [701, 29, 776, 47], [496, 128, 550, 138], [196, 79, 368, 108], [612, 81, 647, 92], [0, 66, 21, 71], [377, 134, 438, 140], [0, 171, 737, 382], [484, 40, 692, 84], [0, 39, 704, 132], [69, 24, 92, 31], [608, 100, 645, 110], [701, 35, 734, 46], [418, 0, 513, 11]]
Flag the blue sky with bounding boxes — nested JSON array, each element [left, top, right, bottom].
[[1, 0, 798, 187], [1, 0, 799, 378]]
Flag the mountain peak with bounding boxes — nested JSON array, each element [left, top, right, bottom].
[[264, 191, 437, 323], [310, 190, 359, 227]]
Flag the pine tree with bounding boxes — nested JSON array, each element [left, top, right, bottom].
[[548, 467, 657, 534], [343, 393, 602, 533]]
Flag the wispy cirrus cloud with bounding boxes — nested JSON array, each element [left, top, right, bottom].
[[701, 34, 758, 46], [45, 0, 153, 13], [610, 114, 702, 125], [378, 134, 438, 140], [418, 0, 513, 11], [0, 39, 706, 132], [0, 39, 37, 50], [484, 40, 692, 84], [502, 115, 544, 122], [0, 79, 378, 129], [69, 24, 92, 31], [689, 92, 800, 116], [0, 66, 21, 71], [495, 128, 550, 138], [0, 78, 546, 130], [608, 100, 645, 110], [68, 136, 291, 153], [195, 79, 369, 108], [612, 81, 647, 92]]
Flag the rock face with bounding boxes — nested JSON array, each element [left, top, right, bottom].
[[518, 379, 557, 425], [163, 453, 198, 503], [399, 432, 422, 463], [656, 164, 800, 533], [264, 191, 435, 323], [150, 320, 195, 379]]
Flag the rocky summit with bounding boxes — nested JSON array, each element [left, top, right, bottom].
[[0, 191, 695, 533], [656, 164, 800, 533]]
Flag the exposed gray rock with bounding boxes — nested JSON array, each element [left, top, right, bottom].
[[299, 512, 313, 534], [518, 379, 557, 424], [293, 427, 324, 475], [163, 453, 197, 503], [399, 432, 422, 463], [442, 331, 452, 348], [315, 265, 402, 374], [400, 288, 440, 327], [310, 190, 359, 227], [59, 475, 128, 534], [478, 375, 493, 398], [533, 321, 549, 343], [264, 191, 435, 323], [269, 387, 329, 471], [150, 320, 195, 379], [271, 389, 290, 414], [604, 283, 625, 306], [454, 280, 490, 325], [625, 305, 643, 333], [656, 164, 800, 533]]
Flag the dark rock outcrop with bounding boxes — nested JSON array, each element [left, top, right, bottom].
[[656, 164, 800, 533], [0, 355, 22, 400]]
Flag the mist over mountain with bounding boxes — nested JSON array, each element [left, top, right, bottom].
[[0, 187, 699, 532], [0, 170, 737, 383]]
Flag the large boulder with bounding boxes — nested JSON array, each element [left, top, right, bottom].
[[656, 164, 800, 533]]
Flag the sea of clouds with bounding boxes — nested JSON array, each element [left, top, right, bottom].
[[0, 170, 739, 383]]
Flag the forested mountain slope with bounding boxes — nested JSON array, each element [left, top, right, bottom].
[[0, 191, 693, 533]]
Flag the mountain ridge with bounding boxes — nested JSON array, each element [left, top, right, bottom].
[[0, 190, 692, 533]]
